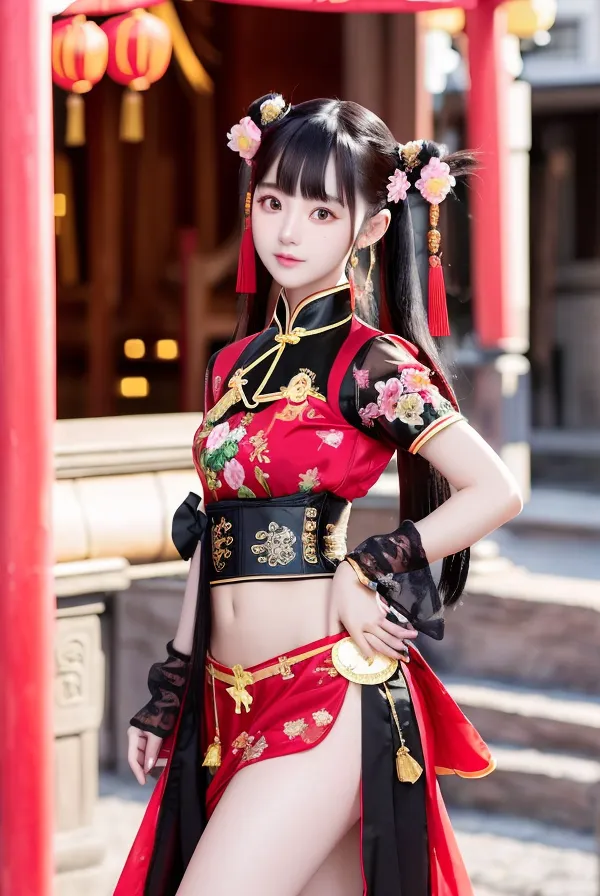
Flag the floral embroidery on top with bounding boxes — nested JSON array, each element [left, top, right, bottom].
[[200, 421, 247, 493], [357, 364, 453, 432], [312, 709, 333, 727], [298, 467, 321, 493], [316, 430, 344, 450], [353, 366, 370, 388], [376, 381, 425, 426], [249, 429, 270, 463]]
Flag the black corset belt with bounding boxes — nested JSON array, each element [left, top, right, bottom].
[[204, 491, 351, 585]]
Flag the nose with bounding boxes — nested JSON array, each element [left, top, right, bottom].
[[278, 208, 301, 246]]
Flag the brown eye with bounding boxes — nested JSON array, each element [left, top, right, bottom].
[[312, 208, 333, 222], [268, 198, 282, 211]]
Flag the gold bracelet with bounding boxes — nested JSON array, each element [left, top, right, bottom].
[[344, 556, 379, 593]]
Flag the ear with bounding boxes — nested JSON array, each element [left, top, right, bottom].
[[356, 209, 391, 250]]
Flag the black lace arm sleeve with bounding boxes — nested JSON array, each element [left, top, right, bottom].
[[345, 520, 444, 640], [129, 640, 191, 738]]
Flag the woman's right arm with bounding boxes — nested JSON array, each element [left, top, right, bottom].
[[172, 540, 202, 656], [127, 509, 205, 784]]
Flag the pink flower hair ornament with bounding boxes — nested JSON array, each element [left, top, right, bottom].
[[415, 156, 456, 205], [386, 169, 410, 204], [226, 116, 262, 165]]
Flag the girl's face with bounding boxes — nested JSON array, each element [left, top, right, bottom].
[[252, 154, 367, 299]]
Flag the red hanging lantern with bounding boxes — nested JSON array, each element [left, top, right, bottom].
[[52, 15, 108, 146], [101, 9, 172, 143]]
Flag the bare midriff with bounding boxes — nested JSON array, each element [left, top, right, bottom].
[[209, 577, 345, 669]]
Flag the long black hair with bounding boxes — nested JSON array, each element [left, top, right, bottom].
[[234, 94, 476, 607]]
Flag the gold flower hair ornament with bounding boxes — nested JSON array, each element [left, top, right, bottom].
[[260, 94, 289, 125]]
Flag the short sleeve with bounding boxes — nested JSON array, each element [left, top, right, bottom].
[[344, 335, 465, 454]]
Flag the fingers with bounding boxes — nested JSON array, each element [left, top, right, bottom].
[[378, 616, 418, 639], [349, 627, 378, 661], [363, 631, 408, 661], [144, 733, 163, 776], [127, 727, 147, 785]]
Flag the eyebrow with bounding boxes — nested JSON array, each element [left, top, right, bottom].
[[256, 181, 343, 205]]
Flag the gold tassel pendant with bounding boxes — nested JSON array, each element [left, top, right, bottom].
[[383, 681, 424, 784], [395, 745, 423, 784], [202, 737, 222, 768]]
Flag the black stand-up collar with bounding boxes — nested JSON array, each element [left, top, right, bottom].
[[270, 283, 352, 336]]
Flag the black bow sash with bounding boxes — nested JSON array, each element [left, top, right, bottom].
[[171, 492, 208, 560]]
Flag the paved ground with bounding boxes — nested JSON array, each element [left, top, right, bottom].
[[96, 772, 598, 896]]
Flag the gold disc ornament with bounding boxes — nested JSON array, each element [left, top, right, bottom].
[[331, 637, 398, 685]]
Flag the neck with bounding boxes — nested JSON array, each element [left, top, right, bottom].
[[283, 272, 349, 316]]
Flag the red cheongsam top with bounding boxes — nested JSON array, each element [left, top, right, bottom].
[[193, 283, 464, 505]]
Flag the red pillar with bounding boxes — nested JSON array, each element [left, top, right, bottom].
[[466, 0, 511, 347], [0, 3, 55, 894]]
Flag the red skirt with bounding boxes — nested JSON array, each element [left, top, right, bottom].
[[114, 633, 495, 896], [202, 631, 350, 817]]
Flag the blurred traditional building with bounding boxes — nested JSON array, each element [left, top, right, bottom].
[[4, 2, 576, 895]]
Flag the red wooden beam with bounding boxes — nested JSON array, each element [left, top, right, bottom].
[[466, 0, 511, 347], [210, 0, 480, 11], [0, 2, 55, 894], [63, 0, 163, 12]]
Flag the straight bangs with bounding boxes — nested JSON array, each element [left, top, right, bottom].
[[254, 109, 358, 221]]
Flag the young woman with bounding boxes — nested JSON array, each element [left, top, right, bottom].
[[115, 94, 522, 896]]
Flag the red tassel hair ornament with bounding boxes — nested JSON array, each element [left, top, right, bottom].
[[236, 188, 257, 294], [427, 203, 450, 337]]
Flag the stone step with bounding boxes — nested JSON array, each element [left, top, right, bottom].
[[440, 743, 600, 832], [444, 678, 600, 759], [421, 564, 600, 695]]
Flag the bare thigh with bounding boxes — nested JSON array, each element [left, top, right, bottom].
[[176, 681, 362, 896], [297, 821, 362, 896]]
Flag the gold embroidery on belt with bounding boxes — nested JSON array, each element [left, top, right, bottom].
[[302, 506, 319, 564], [323, 522, 347, 562], [212, 516, 233, 572], [251, 521, 297, 566], [226, 665, 255, 714], [277, 655, 295, 680]]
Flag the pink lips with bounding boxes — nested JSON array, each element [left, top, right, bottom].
[[275, 253, 304, 268]]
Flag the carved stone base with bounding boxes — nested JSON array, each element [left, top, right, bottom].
[[55, 596, 106, 895]]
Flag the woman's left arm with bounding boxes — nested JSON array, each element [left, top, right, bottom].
[[413, 418, 523, 562]]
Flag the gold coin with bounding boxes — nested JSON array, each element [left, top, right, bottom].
[[331, 637, 398, 685]]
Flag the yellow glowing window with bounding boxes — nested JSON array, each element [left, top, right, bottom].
[[120, 377, 150, 398], [124, 339, 146, 359], [155, 339, 179, 360]]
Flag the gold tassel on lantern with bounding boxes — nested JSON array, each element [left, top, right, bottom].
[[383, 682, 423, 784], [120, 88, 144, 143], [65, 93, 86, 147]]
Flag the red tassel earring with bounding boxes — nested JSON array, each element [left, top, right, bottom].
[[427, 203, 450, 337], [236, 188, 257, 294]]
